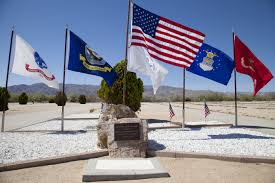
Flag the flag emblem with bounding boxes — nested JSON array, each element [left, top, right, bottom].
[[199, 51, 216, 71], [34, 52, 48, 69], [84, 45, 106, 66]]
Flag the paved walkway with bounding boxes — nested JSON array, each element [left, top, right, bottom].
[[1, 157, 275, 183]]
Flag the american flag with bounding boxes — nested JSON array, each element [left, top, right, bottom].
[[204, 100, 210, 118], [169, 102, 175, 120], [130, 3, 205, 68]]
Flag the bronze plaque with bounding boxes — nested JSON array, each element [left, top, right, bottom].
[[114, 123, 140, 141]]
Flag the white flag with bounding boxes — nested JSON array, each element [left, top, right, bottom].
[[128, 46, 168, 94], [11, 34, 59, 89]]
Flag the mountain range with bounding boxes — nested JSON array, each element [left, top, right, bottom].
[[6, 83, 274, 99]]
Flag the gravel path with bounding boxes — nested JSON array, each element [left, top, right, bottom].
[[148, 127, 275, 157]]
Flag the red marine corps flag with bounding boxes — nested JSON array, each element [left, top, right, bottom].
[[233, 34, 273, 96]]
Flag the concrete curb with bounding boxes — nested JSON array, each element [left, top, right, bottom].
[[147, 150, 275, 164], [148, 126, 181, 130], [0, 150, 108, 172]]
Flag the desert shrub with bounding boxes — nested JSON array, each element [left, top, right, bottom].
[[0, 87, 10, 111], [18, 92, 28, 105], [9, 93, 18, 103], [29, 93, 48, 102], [97, 60, 143, 112], [87, 95, 98, 102], [69, 94, 78, 102], [79, 95, 86, 104], [142, 96, 154, 102], [48, 97, 55, 103], [239, 94, 254, 101], [54, 92, 67, 106], [185, 97, 192, 102]]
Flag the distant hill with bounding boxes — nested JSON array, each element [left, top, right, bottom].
[[7, 83, 216, 97], [6, 83, 274, 101], [8, 83, 99, 96]]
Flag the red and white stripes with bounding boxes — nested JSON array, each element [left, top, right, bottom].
[[131, 17, 205, 68]]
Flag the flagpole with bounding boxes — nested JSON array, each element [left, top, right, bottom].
[[123, 0, 131, 105], [233, 32, 238, 126], [182, 68, 185, 128], [61, 26, 68, 131], [1, 26, 14, 132]]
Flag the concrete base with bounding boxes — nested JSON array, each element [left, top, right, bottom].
[[82, 158, 170, 182]]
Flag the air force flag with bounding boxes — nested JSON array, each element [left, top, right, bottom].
[[68, 31, 118, 87], [187, 43, 235, 85]]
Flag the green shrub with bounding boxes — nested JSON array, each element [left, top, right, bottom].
[[18, 92, 28, 105], [48, 97, 55, 103], [79, 95, 86, 104], [185, 97, 192, 102], [69, 94, 78, 102], [29, 93, 48, 102], [54, 92, 67, 106], [97, 60, 143, 112], [0, 87, 10, 111]]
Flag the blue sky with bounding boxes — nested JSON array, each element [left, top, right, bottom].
[[0, 0, 274, 92]]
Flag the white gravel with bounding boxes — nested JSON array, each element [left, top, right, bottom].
[[0, 131, 98, 164], [148, 127, 275, 157], [0, 120, 99, 164], [1, 119, 275, 165]]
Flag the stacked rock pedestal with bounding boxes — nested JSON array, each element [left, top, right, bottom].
[[97, 103, 148, 158]]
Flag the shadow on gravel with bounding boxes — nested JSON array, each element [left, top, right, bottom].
[[147, 119, 170, 124], [208, 133, 275, 140], [148, 140, 166, 151], [48, 130, 87, 135], [231, 125, 275, 130]]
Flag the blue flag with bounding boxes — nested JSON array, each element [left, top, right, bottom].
[[187, 43, 235, 85], [68, 31, 118, 87]]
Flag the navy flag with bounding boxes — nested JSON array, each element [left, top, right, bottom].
[[68, 31, 118, 86], [187, 43, 235, 85]]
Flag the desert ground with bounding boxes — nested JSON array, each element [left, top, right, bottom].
[[1, 157, 275, 183], [1, 101, 275, 183], [1, 101, 275, 133]]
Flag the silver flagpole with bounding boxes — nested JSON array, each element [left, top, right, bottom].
[[1, 26, 15, 132], [182, 68, 185, 128], [61, 26, 68, 131], [123, 0, 131, 105], [233, 32, 238, 126]]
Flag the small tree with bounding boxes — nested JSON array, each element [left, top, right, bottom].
[[48, 97, 55, 103], [55, 92, 67, 106], [97, 60, 143, 112], [18, 92, 28, 105], [0, 87, 10, 111], [79, 95, 86, 104], [69, 94, 78, 102]]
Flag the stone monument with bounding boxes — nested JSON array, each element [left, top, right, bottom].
[[97, 103, 148, 158]]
